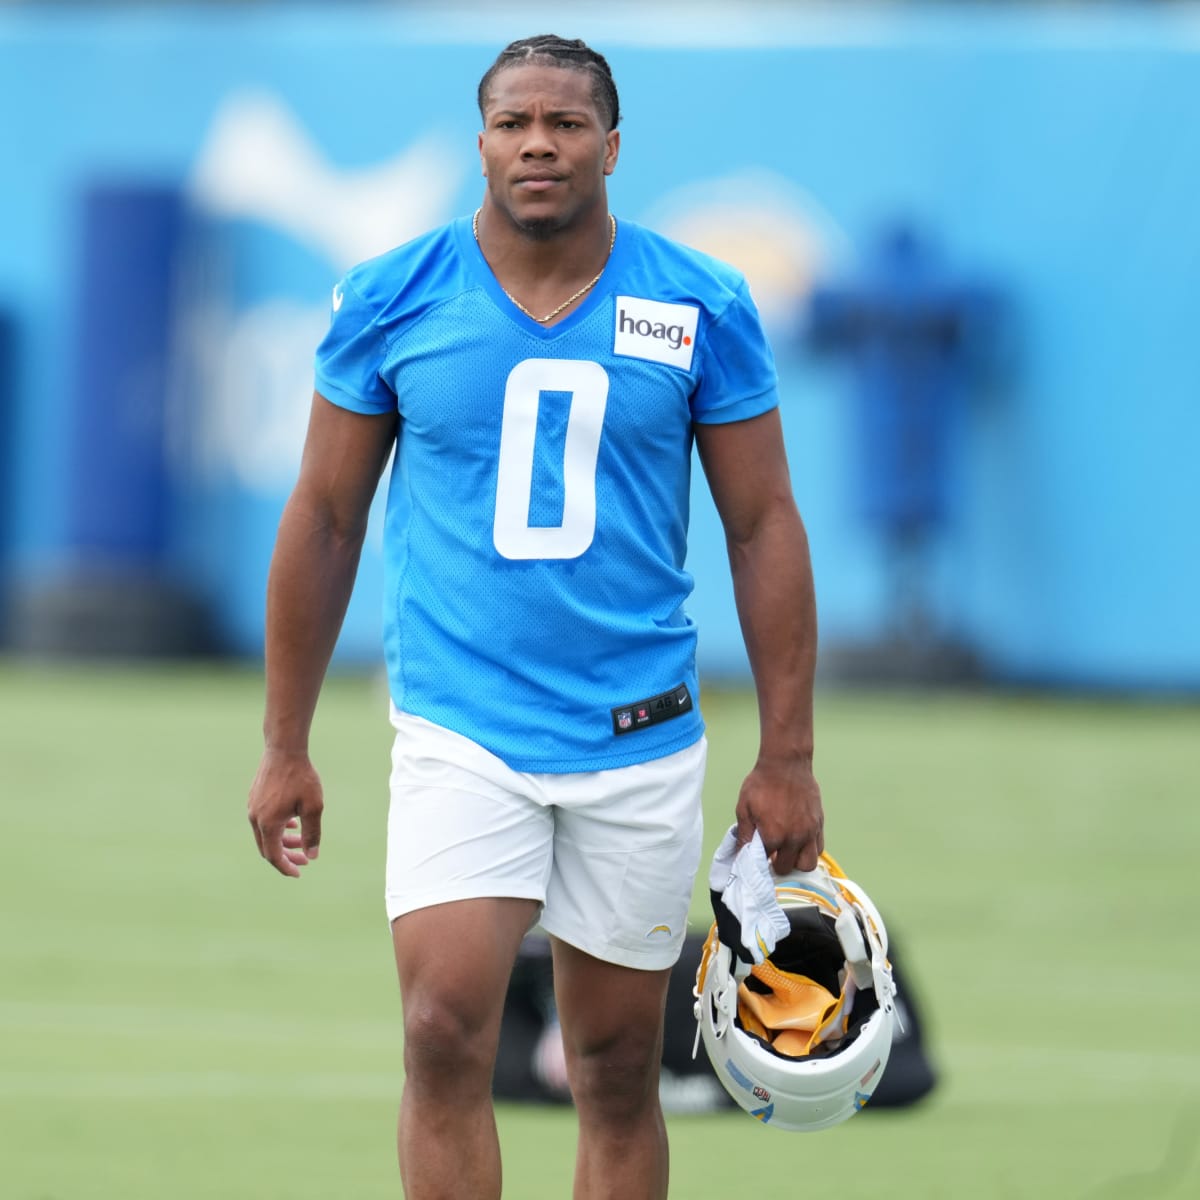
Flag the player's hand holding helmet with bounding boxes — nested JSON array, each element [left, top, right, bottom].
[[694, 828, 898, 1131]]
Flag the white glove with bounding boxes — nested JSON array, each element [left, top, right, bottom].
[[708, 826, 790, 965]]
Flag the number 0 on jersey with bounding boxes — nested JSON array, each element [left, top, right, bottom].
[[493, 358, 609, 560]]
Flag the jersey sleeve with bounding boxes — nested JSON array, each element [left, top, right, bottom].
[[691, 280, 779, 424], [313, 275, 396, 414]]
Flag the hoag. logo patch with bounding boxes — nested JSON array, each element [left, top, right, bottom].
[[613, 296, 699, 371]]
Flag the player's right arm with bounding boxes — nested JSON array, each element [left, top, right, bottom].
[[248, 392, 398, 877]]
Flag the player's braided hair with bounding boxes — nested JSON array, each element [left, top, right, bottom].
[[477, 35, 621, 131]]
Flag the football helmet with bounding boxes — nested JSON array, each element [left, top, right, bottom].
[[694, 849, 898, 1131]]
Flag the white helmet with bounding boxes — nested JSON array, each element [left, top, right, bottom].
[[694, 851, 898, 1132]]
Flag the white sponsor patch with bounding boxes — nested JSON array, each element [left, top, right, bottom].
[[613, 296, 699, 371]]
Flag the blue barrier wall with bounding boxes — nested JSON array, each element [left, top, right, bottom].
[[1, 4, 1197, 688], [66, 184, 182, 564]]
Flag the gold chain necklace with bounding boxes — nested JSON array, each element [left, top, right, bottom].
[[472, 208, 616, 324]]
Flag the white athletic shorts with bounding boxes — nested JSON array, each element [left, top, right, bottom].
[[385, 707, 707, 971]]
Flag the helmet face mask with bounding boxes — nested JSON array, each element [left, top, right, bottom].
[[695, 853, 898, 1132]]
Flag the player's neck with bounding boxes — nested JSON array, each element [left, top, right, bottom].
[[475, 202, 615, 317]]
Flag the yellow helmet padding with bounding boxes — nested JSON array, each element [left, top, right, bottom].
[[772, 1028, 822, 1058], [737, 962, 842, 1058], [737, 1004, 772, 1043]]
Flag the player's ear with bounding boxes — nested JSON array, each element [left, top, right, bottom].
[[478, 131, 488, 177], [604, 129, 620, 177]]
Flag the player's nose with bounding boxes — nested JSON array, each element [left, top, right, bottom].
[[520, 120, 557, 157]]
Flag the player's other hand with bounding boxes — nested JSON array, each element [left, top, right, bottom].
[[247, 749, 324, 877], [734, 755, 824, 876]]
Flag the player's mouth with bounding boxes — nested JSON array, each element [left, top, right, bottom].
[[515, 173, 564, 192]]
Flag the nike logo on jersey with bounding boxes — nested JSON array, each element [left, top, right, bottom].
[[331, 283, 345, 312], [613, 297, 699, 371]]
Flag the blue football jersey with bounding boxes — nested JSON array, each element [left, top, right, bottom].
[[315, 216, 779, 771]]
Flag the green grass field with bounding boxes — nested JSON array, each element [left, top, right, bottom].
[[2, 661, 1198, 1198]]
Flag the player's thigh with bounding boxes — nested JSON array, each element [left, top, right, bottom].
[[392, 896, 542, 1042], [550, 937, 672, 1061]]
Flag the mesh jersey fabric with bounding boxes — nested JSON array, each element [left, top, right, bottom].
[[314, 215, 779, 772]]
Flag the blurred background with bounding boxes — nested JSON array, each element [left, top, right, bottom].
[[2, 0, 1197, 692], [2, 3, 1200, 1198]]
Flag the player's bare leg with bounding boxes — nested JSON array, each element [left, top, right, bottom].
[[392, 896, 540, 1200], [552, 939, 673, 1200]]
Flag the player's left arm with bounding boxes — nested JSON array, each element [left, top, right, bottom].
[[694, 407, 824, 874]]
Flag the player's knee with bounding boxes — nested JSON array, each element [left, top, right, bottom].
[[568, 1032, 661, 1119], [402, 997, 497, 1084]]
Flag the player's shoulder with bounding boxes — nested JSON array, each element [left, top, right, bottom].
[[340, 218, 471, 324], [618, 220, 749, 315]]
